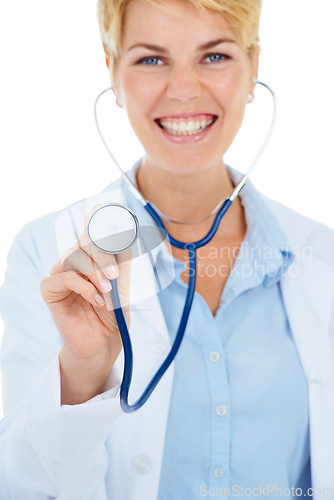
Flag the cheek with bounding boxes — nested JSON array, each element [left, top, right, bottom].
[[202, 68, 249, 111], [122, 79, 164, 136], [120, 78, 151, 119], [224, 71, 249, 101], [121, 68, 156, 97], [120, 86, 154, 142]]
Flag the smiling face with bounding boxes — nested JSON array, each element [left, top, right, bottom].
[[110, 0, 259, 177]]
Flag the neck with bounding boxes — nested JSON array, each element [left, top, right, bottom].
[[136, 158, 247, 242]]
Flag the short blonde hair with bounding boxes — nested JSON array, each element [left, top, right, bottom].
[[97, 0, 261, 71]]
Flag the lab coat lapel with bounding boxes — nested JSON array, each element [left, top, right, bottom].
[[280, 258, 334, 491], [280, 256, 334, 384], [265, 195, 334, 491]]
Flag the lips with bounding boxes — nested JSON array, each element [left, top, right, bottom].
[[155, 113, 218, 136]]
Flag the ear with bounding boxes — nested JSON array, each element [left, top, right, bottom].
[[112, 83, 124, 109], [114, 92, 124, 109], [105, 49, 112, 71], [104, 51, 124, 108], [250, 51, 260, 93]]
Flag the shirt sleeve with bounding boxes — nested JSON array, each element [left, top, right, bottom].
[[0, 218, 122, 499]]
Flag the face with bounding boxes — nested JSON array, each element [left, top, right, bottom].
[[110, 0, 258, 177]]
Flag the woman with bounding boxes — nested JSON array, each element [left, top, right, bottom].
[[0, 0, 334, 498]]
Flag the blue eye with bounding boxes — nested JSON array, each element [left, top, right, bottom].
[[204, 53, 230, 63], [137, 56, 163, 65]]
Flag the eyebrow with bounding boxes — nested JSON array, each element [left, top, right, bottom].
[[127, 38, 237, 53]]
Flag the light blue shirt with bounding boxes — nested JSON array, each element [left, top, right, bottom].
[[124, 164, 312, 499]]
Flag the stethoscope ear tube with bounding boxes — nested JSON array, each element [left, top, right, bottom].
[[94, 79, 277, 411], [94, 80, 277, 223]]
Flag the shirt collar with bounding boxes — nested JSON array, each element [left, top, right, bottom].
[[227, 166, 295, 290]]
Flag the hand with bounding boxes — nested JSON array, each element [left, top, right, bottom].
[[40, 224, 132, 403]]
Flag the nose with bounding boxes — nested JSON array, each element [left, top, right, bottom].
[[166, 64, 202, 102]]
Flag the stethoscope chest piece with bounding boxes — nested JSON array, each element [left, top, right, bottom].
[[86, 203, 139, 254]]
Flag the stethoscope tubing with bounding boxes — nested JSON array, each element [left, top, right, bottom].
[[111, 197, 233, 412], [93, 79, 277, 412]]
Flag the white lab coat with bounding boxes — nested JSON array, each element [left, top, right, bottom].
[[0, 175, 334, 500]]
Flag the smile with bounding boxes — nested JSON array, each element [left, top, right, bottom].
[[155, 114, 217, 136]]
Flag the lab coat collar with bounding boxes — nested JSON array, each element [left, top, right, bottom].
[[265, 197, 334, 384]]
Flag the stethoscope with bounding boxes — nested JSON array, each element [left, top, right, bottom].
[[86, 80, 277, 413]]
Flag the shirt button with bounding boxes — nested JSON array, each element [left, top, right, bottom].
[[209, 351, 220, 363], [213, 467, 224, 478], [216, 405, 227, 416], [150, 340, 168, 354], [131, 455, 152, 475]]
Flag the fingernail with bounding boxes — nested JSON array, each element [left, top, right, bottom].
[[101, 278, 112, 292], [95, 294, 105, 306], [105, 264, 119, 280]]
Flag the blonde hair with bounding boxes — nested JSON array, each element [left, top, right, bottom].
[[97, 0, 261, 71]]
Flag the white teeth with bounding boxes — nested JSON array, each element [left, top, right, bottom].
[[188, 121, 195, 132], [159, 118, 214, 136]]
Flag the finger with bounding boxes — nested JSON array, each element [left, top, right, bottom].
[[99, 248, 133, 312], [82, 205, 120, 279], [50, 241, 81, 276], [41, 271, 105, 308], [83, 204, 103, 236], [78, 232, 120, 280], [52, 245, 113, 296]]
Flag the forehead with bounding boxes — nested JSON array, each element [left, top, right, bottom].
[[122, 0, 237, 47]]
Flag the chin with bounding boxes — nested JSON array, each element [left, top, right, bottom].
[[147, 151, 224, 177]]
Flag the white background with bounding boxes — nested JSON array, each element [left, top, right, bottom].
[[0, 0, 333, 418]]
